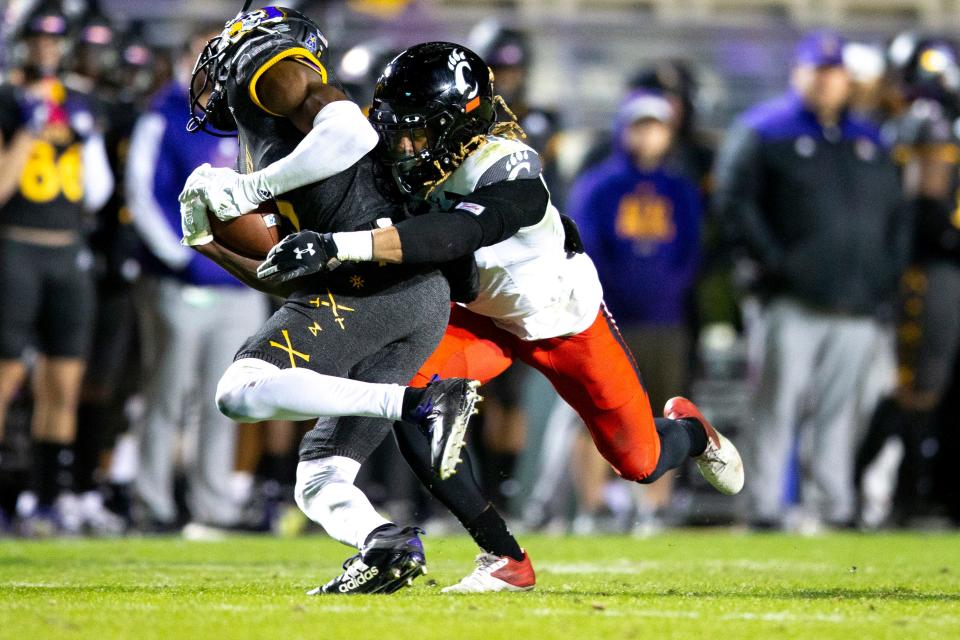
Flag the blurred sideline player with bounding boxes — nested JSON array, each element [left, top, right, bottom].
[[178, 5, 481, 593], [0, 5, 113, 535], [858, 37, 960, 524], [66, 8, 150, 535], [257, 42, 745, 592]]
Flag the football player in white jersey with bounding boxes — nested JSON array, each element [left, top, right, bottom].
[[255, 42, 745, 593]]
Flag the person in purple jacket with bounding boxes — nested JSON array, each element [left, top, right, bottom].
[[125, 27, 269, 533], [570, 89, 702, 409], [566, 89, 702, 523]]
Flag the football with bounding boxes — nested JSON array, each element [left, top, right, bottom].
[[208, 200, 284, 260]]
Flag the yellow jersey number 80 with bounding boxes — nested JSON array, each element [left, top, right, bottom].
[[19, 140, 83, 204]]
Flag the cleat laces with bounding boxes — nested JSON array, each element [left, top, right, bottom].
[[451, 553, 504, 590]]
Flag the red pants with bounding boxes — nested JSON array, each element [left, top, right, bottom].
[[412, 305, 660, 481]]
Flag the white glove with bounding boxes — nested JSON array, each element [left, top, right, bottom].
[[180, 162, 268, 222], [178, 166, 214, 246]]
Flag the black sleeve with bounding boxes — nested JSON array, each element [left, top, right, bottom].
[[913, 195, 959, 258], [394, 177, 548, 263], [0, 86, 25, 142], [440, 254, 481, 303]]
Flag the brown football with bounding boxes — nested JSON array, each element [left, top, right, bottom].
[[208, 200, 283, 260]]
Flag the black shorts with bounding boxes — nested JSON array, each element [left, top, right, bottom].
[[0, 237, 95, 359], [234, 263, 450, 464]]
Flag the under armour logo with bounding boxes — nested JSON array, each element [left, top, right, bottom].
[[448, 49, 478, 99], [294, 243, 316, 260]]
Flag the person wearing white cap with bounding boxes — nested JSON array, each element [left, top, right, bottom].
[[543, 89, 704, 531]]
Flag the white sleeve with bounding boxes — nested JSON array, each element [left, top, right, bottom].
[[238, 100, 378, 202], [82, 132, 114, 212], [126, 113, 193, 271]]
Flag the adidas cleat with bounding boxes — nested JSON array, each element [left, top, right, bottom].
[[441, 551, 536, 593], [665, 396, 745, 495], [309, 526, 427, 595], [414, 376, 483, 480]]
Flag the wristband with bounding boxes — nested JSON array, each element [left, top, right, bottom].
[[331, 230, 374, 262]]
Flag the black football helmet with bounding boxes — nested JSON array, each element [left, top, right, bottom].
[[370, 42, 496, 195], [11, 5, 70, 79], [888, 34, 960, 112], [469, 20, 530, 70], [187, 5, 328, 136], [904, 39, 960, 112]]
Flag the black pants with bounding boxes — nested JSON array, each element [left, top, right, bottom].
[[235, 264, 450, 465]]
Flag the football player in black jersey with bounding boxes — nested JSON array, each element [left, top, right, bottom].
[[0, 5, 113, 536], [858, 38, 960, 525], [257, 42, 741, 592], [178, 6, 482, 594]]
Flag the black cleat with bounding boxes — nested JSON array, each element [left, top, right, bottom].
[[413, 376, 482, 479], [308, 526, 427, 595]]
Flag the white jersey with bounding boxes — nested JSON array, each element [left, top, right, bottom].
[[428, 136, 604, 341]]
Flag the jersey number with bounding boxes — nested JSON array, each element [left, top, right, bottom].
[[19, 140, 83, 204]]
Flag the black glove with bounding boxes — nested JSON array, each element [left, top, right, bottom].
[[257, 230, 341, 283], [560, 213, 585, 255]]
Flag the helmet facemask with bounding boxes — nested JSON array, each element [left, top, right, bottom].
[[187, 33, 237, 136], [372, 97, 496, 197]]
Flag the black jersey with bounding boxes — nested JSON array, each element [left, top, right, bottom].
[[89, 95, 143, 287], [225, 34, 397, 234], [891, 99, 960, 263], [0, 81, 94, 232]]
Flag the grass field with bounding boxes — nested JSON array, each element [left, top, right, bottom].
[[1, 531, 958, 640]]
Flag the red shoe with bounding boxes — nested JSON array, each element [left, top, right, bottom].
[[665, 397, 745, 495], [441, 550, 536, 593]]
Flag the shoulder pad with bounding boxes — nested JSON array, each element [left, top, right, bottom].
[[470, 137, 542, 189]]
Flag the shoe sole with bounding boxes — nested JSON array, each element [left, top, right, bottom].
[[442, 582, 535, 593], [374, 552, 428, 594], [697, 431, 744, 495], [308, 553, 427, 596], [438, 381, 482, 480], [665, 396, 744, 495]]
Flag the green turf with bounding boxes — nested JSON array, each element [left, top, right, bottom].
[[1, 531, 958, 639]]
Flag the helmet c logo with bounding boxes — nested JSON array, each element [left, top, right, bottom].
[[448, 49, 478, 99]]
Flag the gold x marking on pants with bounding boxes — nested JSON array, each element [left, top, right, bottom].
[[269, 329, 311, 368]]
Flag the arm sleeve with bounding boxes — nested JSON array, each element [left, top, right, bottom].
[[126, 113, 194, 270], [0, 87, 24, 142], [82, 131, 114, 212], [887, 189, 915, 284], [237, 101, 377, 202], [712, 123, 785, 270], [394, 177, 549, 263], [914, 195, 960, 256]]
